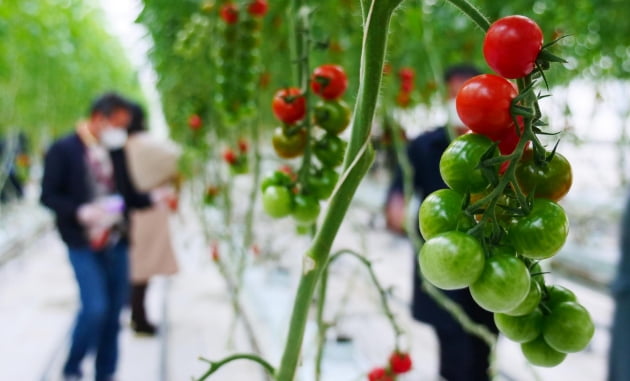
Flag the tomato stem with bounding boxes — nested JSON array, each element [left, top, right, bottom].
[[196, 353, 276, 380], [444, 0, 492, 31]]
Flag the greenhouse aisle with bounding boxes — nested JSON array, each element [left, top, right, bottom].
[[0, 186, 614, 381]]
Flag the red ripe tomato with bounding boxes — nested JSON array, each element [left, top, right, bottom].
[[484, 15, 543, 79], [220, 3, 239, 24], [248, 0, 268, 17], [311, 64, 348, 100], [188, 114, 202, 130], [398, 67, 415, 82], [456, 74, 518, 140], [400, 80, 414, 93], [222, 148, 237, 164], [238, 138, 249, 153], [367, 367, 394, 381], [272, 88, 306, 124], [389, 351, 412, 374]]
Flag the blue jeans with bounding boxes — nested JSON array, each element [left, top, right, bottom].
[[63, 241, 129, 381]]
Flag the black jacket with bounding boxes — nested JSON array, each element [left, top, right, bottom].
[[40, 133, 151, 249]]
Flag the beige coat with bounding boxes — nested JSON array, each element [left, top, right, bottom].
[[125, 132, 181, 282], [129, 206, 178, 282]]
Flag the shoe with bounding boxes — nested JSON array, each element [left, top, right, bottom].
[[131, 321, 158, 336]]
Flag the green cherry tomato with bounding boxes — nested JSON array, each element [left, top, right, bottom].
[[306, 167, 339, 200], [262, 185, 293, 218], [521, 335, 567, 367], [470, 254, 531, 312], [313, 134, 347, 168], [505, 280, 542, 316], [419, 231, 485, 290], [544, 284, 577, 309], [439, 133, 498, 194], [314, 99, 351, 135], [508, 199, 569, 260], [419, 189, 475, 240], [516, 149, 573, 202], [494, 308, 543, 343], [542, 301, 594, 353], [261, 170, 293, 192], [292, 193, 321, 225], [272, 126, 307, 159]]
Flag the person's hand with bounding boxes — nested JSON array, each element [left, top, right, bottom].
[[385, 191, 407, 236], [77, 196, 124, 228], [150, 185, 178, 211]]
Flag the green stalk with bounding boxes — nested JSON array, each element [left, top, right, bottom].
[[196, 353, 276, 380], [314, 268, 329, 381], [275, 2, 402, 379], [444, 0, 491, 31]]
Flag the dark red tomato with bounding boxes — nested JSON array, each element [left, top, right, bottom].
[[222, 148, 237, 164], [247, 0, 268, 17], [220, 3, 239, 24], [398, 67, 415, 82], [456, 74, 518, 140], [237, 138, 249, 153], [272, 88, 306, 124], [389, 352, 413, 374], [310, 64, 348, 100], [484, 15, 543, 79], [188, 114, 202, 130], [367, 367, 394, 381], [271, 127, 307, 159], [439, 133, 498, 194], [507, 198, 569, 260], [400, 80, 414, 93], [515, 149, 573, 201]]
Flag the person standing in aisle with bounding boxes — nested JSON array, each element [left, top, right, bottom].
[[124, 103, 180, 335], [41, 93, 151, 381], [608, 194, 630, 381], [385, 65, 498, 381]]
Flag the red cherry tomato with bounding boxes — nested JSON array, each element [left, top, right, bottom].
[[456, 74, 518, 139], [188, 114, 202, 130], [389, 352, 413, 374], [310, 64, 348, 100], [247, 0, 268, 17], [483, 15, 543, 79], [220, 3, 239, 24], [222, 148, 237, 164], [272, 88, 306, 124]]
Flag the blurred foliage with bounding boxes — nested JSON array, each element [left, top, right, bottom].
[[0, 0, 142, 151], [138, 0, 630, 136]]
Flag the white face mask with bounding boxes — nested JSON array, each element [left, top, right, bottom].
[[100, 126, 128, 149]]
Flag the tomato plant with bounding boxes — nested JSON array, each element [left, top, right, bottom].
[[521, 335, 567, 367], [507, 199, 569, 260], [305, 167, 339, 200], [367, 367, 394, 381], [483, 15, 543, 79], [439, 133, 498, 194], [314, 100, 351, 135], [292, 193, 321, 225], [515, 149, 573, 201], [220, 3, 239, 24], [247, 0, 268, 17], [188, 114, 203, 131], [262, 185, 293, 218], [272, 127, 308, 159], [419, 231, 485, 290], [494, 308, 543, 343], [455, 74, 518, 139], [311, 64, 348, 100], [469, 254, 531, 312], [272, 87, 307, 125], [418, 189, 474, 240], [542, 301, 595, 353], [389, 351, 412, 374], [313, 133, 347, 168]]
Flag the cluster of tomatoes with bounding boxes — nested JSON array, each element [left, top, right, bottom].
[[395, 67, 415, 108], [418, 15, 593, 367], [262, 64, 351, 228], [221, 138, 250, 175], [216, 0, 268, 126], [366, 351, 412, 381]]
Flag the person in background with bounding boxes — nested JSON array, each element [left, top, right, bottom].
[[385, 64, 498, 381], [608, 194, 630, 381], [40, 93, 151, 381], [125, 103, 179, 335]]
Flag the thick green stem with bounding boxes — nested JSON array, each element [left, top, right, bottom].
[[275, 2, 402, 379], [314, 268, 329, 381], [197, 353, 276, 380]]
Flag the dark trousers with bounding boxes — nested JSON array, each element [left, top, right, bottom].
[[64, 241, 129, 380], [608, 291, 630, 381]]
